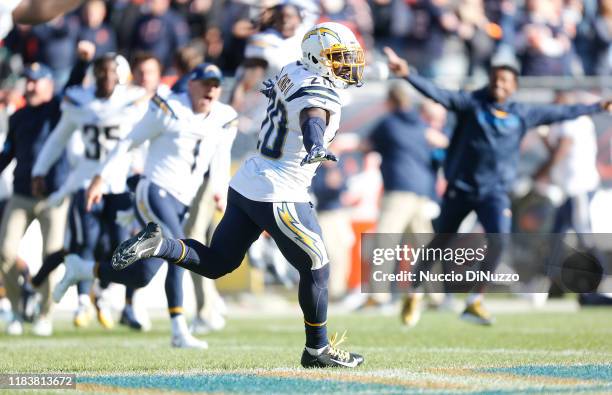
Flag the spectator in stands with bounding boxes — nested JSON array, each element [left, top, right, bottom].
[[230, 3, 303, 135], [217, 0, 259, 73], [483, 0, 517, 53], [173, 0, 224, 39], [515, 0, 574, 76], [457, 0, 502, 77], [130, 0, 190, 71], [319, 0, 374, 51], [78, 0, 117, 57], [402, 0, 460, 79], [171, 46, 203, 93], [30, 16, 80, 90], [592, 0, 612, 75], [109, 0, 146, 56]]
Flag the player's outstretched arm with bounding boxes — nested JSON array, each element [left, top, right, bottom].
[[86, 102, 165, 210], [383, 46, 472, 111], [12, 0, 84, 25], [31, 113, 77, 197], [299, 107, 337, 166], [521, 99, 612, 130]]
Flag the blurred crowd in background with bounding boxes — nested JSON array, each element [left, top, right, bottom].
[[0, 0, 610, 92]]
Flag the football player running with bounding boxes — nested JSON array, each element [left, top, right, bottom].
[[31, 54, 148, 326], [55, 63, 237, 349], [111, 22, 366, 368]]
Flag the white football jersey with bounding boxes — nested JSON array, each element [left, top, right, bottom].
[[548, 116, 600, 196], [100, 92, 238, 206], [32, 84, 148, 194], [230, 61, 343, 202]]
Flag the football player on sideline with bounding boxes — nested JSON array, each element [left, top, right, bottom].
[[56, 63, 237, 349], [384, 46, 612, 327], [31, 54, 148, 327], [111, 22, 366, 368]]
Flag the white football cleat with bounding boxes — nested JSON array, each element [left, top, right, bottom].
[[53, 254, 94, 303], [32, 317, 53, 336], [171, 333, 209, 349]]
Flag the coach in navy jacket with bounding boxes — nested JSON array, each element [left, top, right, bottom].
[[384, 47, 612, 325], [0, 57, 89, 334]]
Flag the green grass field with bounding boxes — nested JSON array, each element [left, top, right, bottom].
[[2, 307, 612, 394]]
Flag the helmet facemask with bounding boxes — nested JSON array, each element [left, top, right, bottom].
[[322, 44, 365, 87]]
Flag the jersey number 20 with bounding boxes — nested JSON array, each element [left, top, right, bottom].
[[259, 88, 288, 159]]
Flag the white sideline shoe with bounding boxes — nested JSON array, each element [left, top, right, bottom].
[[6, 319, 23, 336], [190, 312, 226, 335], [32, 317, 53, 336], [171, 332, 209, 349]]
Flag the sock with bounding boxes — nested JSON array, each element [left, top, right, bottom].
[[300, 266, 330, 349], [32, 251, 65, 288], [156, 239, 184, 261], [156, 239, 204, 267], [305, 345, 327, 356], [304, 322, 328, 349], [171, 314, 189, 336], [78, 294, 91, 307], [466, 293, 483, 305], [125, 287, 135, 305]]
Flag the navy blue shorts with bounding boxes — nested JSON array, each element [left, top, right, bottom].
[[204, 188, 329, 276], [68, 188, 132, 261]]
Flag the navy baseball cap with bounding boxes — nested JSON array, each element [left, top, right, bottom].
[[189, 63, 223, 82], [23, 62, 53, 81]]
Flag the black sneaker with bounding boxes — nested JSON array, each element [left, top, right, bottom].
[[300, 332, 364, 368], [21, 282, 39, 323], [119, 305, 143, 330], [112, 222, 163, 270]]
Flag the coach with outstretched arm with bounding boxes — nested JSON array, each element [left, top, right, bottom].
[[384, 47, 612, 327]]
